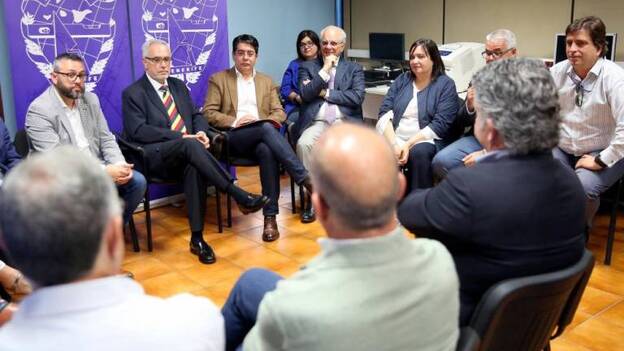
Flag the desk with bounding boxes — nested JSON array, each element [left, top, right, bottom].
[[362, 85, 389, 123]]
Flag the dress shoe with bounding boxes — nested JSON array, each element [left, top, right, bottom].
[[190, 239, 217, 264], [237, 194, 270, 215], [262, 216, 280, 242], [301, 204, 316, 223]]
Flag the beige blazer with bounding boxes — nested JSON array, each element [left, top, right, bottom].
[[203, 67, 285, 128]]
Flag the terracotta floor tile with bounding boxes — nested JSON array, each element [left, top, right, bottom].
[[122, 256, 173, 281], [208, 235, 260, 258], [587, 265, 624, 296], [194, 279, 239, 307], [564, 317, 624, 351], [594, 300, 624, 329], [179, 259, 245, 288], [227, 246, 297, 271], [263, 235, 321, 263], [577, 286, 623, 315], [152, 249, 203, 271], [141, 271, 205, 298], [550, 336, 594, 351]]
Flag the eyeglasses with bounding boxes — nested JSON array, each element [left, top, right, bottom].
[[144, 56, 172, 64], [321, 40, 343, 47], [575, 83, 584, 107], [481, 48, 514, 59], [299, 42, 316, 49], [54, 71, 88, 82]]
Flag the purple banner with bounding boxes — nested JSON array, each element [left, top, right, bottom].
[[128, 0, 229, 108], [3, 0, 134, 132]]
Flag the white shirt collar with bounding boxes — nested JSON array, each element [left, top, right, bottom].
[[146, 73, 168, 95], [234, 67, 256, 81], [317, 225, 403, 250], [52, 86, 76, 110], [566, 57, 604, 83]]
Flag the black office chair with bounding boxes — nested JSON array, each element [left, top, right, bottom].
[[456, 249, 595, 351], [13, 129, 29, 158], [603, 178, 623, 265], [116, 134, 223, 252]]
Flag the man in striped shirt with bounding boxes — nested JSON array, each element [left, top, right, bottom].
[[551, 16, 624, 228]]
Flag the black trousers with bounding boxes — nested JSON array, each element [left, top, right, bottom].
[[405, 143, 437, 193], [150, 138, 233, 233], [227, 122, 308, 216]]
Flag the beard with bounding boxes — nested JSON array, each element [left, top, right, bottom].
[[56, 83, 84, 100]]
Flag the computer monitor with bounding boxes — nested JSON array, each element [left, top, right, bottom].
[[554, 33, 617, 63], [369, 33, 405, 61]]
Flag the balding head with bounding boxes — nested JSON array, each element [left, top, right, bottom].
[[310, 124, 403, 234]]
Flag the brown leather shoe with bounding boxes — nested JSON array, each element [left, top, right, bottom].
[[262, 216, 280, 242]]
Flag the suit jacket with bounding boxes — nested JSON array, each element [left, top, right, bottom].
[[379, 72, 461, 148], [397, 151, 586, 325], [26, 86, 125, 165], [202, 68, 285, 128], [294, 58, 365, 139], [122, 74, 211, 171], [243, 227, 460, 351], [0, 121, 21, 176]]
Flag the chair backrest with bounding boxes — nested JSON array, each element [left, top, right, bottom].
[[13, 129, 29, 158], [458, 249, 595, 351]]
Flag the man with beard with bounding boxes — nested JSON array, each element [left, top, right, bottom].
[[25, 52, 146, 227]]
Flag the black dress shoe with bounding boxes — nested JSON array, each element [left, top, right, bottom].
[[237, 194, 270, 215], [301, 204, 316, 223], [190, 239, 216, 264]]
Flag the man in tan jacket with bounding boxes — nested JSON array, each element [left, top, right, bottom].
[[204, 34, 312, 242]]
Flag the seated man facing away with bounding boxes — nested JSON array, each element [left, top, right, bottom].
[[551, 16, 624, 232], [399, 58, 586, 325], [123, 39, 269, 264], [26, 52, 146, 226], [222, 124, 460, 351], [0, 147, 224, 350], [203, 34, 313, 242]]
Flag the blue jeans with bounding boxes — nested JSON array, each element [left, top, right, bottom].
[[553, 147, 624, 226], [432, 135, 482, 178], [117, 170, 147, 224], [222, 268, 283, 351]]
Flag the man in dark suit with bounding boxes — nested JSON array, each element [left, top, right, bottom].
[[203, 34, 312, 242], [295, 25, 365, 222], [398, 58, 587, 325], [0, 120, 20, 184], [122, 39, 268, 264]]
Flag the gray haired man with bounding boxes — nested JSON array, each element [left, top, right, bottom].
[[0, 147, 224, 350], [399, 58, 586, 325]]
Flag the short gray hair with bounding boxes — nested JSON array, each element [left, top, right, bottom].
[[472, 58, 560, 154], [142, 38, 169, 58], [486, 29, 517, 49], [0, 147, 121, 287], [320, 25, 347, 44]]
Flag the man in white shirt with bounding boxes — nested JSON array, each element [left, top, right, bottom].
[[551, 16, 624, 229], [0, 147, 224, 351], [204, 34, 313, 242], [26, 52, 146, 227]]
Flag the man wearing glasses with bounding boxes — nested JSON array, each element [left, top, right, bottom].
[[551, 16, 624, 230], [203, 34, 312, 242], [26, 52, 147, 228], [122, 39, 269, 264], [294, 25, 365, 221], [432, 29, 517, 178]]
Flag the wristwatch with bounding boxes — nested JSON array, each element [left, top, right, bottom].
[[595, 155, 608, 169]]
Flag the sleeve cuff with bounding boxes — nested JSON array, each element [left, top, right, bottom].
[[599, 149, 621, 168], [421, 126, 440, 140], [318, 69, 330, 82], [465, 101, 475, 115]]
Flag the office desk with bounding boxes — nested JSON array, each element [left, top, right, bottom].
[[363, 85, 389, 124]]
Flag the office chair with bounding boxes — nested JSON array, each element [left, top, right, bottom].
[[604, 178, 623, 265], [116, 134, 223, 252], [456, 249, 595, 351], [12, 129, 29, 158]]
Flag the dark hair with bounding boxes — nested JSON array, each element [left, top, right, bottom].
[[53, 52, 85, 71], [232, 34, 259, 54], [566, 16, 608, 57], [296, 30, 320, 61], [408, 38, 445, 81]]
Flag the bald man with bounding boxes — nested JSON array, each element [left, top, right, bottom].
[[221, 124, 460, 351]]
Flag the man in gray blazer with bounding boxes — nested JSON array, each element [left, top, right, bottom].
[[221, 124, 460, 351], [26, 53, 146, 225]]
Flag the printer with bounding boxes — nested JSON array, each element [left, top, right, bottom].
[[438, 42, 486, 98]]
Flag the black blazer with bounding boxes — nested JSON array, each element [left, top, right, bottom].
[[122, 74, 211, 170], [293, 58, 365, 140], [397, 151, 586, 325]]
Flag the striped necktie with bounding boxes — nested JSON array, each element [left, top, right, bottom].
[[159, 85, 187, 134]]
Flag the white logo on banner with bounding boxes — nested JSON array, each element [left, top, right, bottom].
[[141, 0, 220, 88], [20, 0, 118, 92]]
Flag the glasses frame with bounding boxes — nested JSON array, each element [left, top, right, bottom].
[[481, 47, 515, 59], [144, 56, 172, 64], [54, 71, 88, 82]]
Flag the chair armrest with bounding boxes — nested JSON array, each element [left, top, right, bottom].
[[455, 327, 480, 351], [114, 133, 149, 174]]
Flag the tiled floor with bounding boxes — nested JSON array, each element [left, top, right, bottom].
[[122, 168, 624, 350]]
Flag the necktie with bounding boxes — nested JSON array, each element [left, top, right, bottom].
[[159, 85, 187, 134], [325, 68, 338, 124]]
